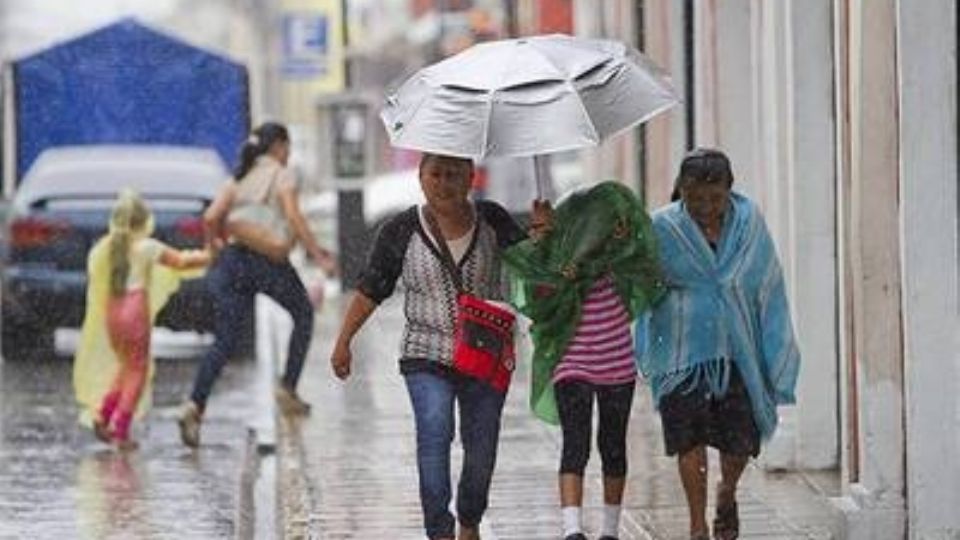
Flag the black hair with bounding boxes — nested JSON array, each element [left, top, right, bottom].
[[670, 147, 735, 201], [234, 122, 290, 179], [418, 152, 474, 175]]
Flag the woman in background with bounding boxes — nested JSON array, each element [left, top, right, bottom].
[[178, 121, 336, 448], [637, 148, 801, 540]]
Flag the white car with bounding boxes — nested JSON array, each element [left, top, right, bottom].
[[1, 145, 231, 358]]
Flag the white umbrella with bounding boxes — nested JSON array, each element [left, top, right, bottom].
[[381, 34, 679, 196]]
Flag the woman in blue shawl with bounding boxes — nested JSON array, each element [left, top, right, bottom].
[[636, 149, 800, 540]]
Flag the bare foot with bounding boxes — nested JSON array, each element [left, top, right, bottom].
[[713, 482, 739, 540], [92, 419, 112, 443], [114, 439, 139, 452], [458, 525, 480, 540]]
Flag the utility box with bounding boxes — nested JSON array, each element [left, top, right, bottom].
[[316, 94, 377, 290]]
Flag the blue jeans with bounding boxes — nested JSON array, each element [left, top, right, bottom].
[[404, 370, 506, 539], [190, 245, 314, 409]]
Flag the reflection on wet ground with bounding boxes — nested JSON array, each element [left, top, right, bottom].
[[0, 346, 258, 539]]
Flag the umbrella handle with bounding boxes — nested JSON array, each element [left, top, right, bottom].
[[533, 155, 549, 202]]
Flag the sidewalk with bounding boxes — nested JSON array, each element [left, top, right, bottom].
[[278, 297, 840, 539]]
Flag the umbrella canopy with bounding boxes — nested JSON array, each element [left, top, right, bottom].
[[381, 34, 678, 161]]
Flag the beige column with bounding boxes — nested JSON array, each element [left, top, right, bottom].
[[641, 0, 686, 207], [694, 0, 755, 197], [572, 0, 639, 191], [831, 0, 906, 536]]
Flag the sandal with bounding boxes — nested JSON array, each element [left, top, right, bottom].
[[712, 500, 739, 540]]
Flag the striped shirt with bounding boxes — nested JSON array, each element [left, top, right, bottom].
[[553, 276, 637, 385]]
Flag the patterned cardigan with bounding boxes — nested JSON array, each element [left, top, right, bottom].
[[357, 201, 525, 373]]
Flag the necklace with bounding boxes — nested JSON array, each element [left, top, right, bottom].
[[700, 222, 721, 242]]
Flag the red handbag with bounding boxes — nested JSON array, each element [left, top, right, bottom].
[[453, 294, 516, 392], [425, 209, 516, 393]]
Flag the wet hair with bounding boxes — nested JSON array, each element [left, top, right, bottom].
[[670, 148, 735, 202], [418, 152, 474, 175], [234, 122, 290, 179], [109, 190, 152, 297]]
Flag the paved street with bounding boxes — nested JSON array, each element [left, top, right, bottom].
[[280, 297, 841, 540], [0, 337, 261, 539]]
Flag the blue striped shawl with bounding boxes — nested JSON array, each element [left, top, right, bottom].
[[635, 192, 800, 439]]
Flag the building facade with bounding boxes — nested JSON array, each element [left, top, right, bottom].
[[576, 1, 959, 538]]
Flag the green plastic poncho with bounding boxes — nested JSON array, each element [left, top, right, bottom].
[[502, 181, 665, 424]]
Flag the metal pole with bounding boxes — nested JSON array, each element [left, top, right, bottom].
[[503, 0, 518, 37], [683, 0, 696, 150], [340, 0, 351, 88]]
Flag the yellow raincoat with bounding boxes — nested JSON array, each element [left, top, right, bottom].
[[73, 235, 203, 427]]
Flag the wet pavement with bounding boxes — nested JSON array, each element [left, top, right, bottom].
[[0, 337, 260, 539], [280, 297, 841, 539], [3, 297, 840, 538]]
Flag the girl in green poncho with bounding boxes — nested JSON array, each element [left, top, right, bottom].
[[503, 182, 664, 540]]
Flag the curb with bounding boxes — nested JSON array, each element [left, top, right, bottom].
[[277, 415, 318, 539], [236, 427, 259, 540], [235, 296, 288, 539], [236, 424, 279, 540], [261, 296, 321, 538]]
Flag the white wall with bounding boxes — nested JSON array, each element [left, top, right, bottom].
[[780, 0, 839, 470], [696, 0, 840, 471], [896, 0, 960, 537]]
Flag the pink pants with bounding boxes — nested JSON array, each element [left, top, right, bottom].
[[98, 289, 150, 441]]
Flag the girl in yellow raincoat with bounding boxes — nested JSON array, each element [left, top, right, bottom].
[[73, 190, 210, 450]]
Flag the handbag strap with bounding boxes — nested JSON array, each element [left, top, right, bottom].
[[423, 206, 465, 293]]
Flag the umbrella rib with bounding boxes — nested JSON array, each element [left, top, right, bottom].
[[526, 40, 570, 81], [595, 97, 680, 145], [526, 39, 602, 148], [569, 80, 601, 145]]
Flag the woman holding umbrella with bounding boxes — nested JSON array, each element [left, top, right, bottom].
[[636, 149, 801, 540], [330, 152, 551, 540]]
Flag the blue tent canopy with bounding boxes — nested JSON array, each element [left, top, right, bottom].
[[13, 18, 250, 182]]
